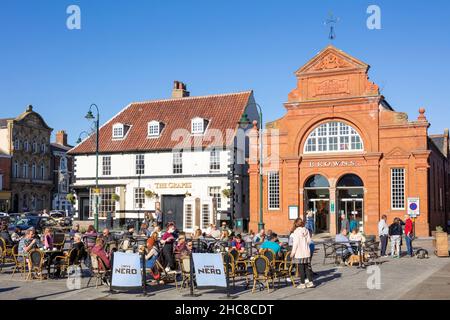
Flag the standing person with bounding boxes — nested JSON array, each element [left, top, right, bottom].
[[290, 218, 314, 289], [160, 223, 176, 272], [404, 214, 414, 257], [378, 215, 389, 257], [153, 209, 163, 228], [305, 211, 315, 236], [389, 218, 402, 258], [340, 213, 349, 233]]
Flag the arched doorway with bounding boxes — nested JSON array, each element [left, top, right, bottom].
[[304, 174, 330, 234], [336, 174, 364, 233]]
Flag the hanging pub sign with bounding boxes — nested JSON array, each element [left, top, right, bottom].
[[111, 252, 142, 289], [407, 197, 420, 217], [192, 253, 227, 288]]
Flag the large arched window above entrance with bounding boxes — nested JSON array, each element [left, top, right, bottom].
[[304, 174, 329, 188], [303, 121, 363, 153], [337, 174, 364, 187]]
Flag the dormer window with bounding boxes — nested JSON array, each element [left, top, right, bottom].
[[148, 121, 162, 137], [191, 117, 208, 135], [112, 123, 124, 139], [112, 123, 130, 140]]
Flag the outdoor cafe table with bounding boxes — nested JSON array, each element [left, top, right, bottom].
[[40, 248, 64, 278]]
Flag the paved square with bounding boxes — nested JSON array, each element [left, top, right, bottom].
[[1, 238, 449, 300]]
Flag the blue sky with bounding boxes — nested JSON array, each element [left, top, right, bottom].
[[1, 0, 449, 145]]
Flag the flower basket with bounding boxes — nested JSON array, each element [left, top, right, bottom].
[[222, 189, 231, 198], [145, 190, 158, 199], [66, 193, 76, 204], [112, 194, 120, 202]]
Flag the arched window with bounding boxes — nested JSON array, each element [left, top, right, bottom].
[[337, 174, 364, 187], [304, 121, 363, 153], [304, 174, 329, 188]]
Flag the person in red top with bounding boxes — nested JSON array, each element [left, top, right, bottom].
[[231, 234, 245, 253], [91, 238, 111, 269], [404, 214, 414, 257]]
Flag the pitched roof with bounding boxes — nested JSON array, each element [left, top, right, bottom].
[[430, 135, 446, 157], [0, 118, 13, 128], [51, 143, 73, 152], [69, 91, 253, 154]]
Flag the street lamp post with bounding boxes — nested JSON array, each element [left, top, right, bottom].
[[85, 104, 100, 231], [238, 103, 264, 232]]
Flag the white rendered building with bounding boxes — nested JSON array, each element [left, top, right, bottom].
[[69, 82, 258, 232]]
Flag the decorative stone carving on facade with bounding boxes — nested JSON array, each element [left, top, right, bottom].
[[311, 53, 351, 71], [313, 78, 350, 97]]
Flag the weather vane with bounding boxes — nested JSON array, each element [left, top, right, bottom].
[[325, 12, 340, 40]]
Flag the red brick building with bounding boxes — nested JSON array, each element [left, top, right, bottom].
[[249, 45, 449, 237]]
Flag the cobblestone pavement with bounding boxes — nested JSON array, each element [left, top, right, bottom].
[[0, 239, 449, 300]]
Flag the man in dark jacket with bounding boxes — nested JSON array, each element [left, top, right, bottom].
[[389, 218, 402, 258]]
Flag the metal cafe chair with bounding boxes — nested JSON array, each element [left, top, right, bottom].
[[26, 249, 45, 281], [322, 240, 337, 265], [11, 245, 27, 278], [250, 255, 274, 293]]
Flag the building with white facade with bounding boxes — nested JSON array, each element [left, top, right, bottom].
[[69, 82, 258, 232]]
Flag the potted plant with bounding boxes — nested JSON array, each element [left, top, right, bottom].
[[112, 193, 120, 202], [433, 226, 449, 257], [222, 188, 231, 198], [184, 191, 192, 197], [145, 190, 158, 199]]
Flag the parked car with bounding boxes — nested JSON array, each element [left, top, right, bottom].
[[50, 211, 72, 227], [0, 212, 10, 225], [12, 216, 59, 233]]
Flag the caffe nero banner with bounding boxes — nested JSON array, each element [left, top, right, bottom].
[[111, 252, 142, 288], [192, 253, 227, 287]]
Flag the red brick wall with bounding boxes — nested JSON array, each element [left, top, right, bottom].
[[249, 46, 445, 237]]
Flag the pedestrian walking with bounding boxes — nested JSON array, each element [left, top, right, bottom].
[[389, 217, 402, 258], [290, 218, 314, 289], [378, 214, 389, 257]]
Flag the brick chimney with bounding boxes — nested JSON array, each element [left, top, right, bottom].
[[172, 81, 190, 98], [55, 130, 68, 146]]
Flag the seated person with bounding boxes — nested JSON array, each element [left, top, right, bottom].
[[220, 230, 230, 242], [71, 233, 87, 264], [91, 238, 111, 269], [174, 235, 190, 260], [231, 234, 245, 253], [42, 227, 54, 250], [100, 228, 114, 243], [253, 229, 266, 244], [69, 224, 80, 238], [335, 228, 353, 261], [18, 228, 41, 270], [220, 222, 232, 236], [11, 227, 22, 242], [0, 223, 14, 246], [260, 233, 282, 257], [123, 225, 135, 238], [208, 224, 221, 239], [144, 232, 161, 283]]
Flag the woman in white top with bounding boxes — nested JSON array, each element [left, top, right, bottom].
[[290, 218, 314, 289]]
